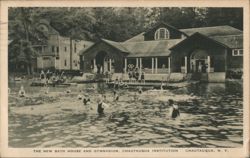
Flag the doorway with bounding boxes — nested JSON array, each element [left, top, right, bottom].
[[190, 49, 208, 73], [95, 51, 107, 73]]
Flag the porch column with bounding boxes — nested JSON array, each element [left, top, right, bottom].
[[93, 59, 97, 73], [152, 58, 154, 74], [55, 58, 57, 69], [139, 58, 142, 73], [94, 59, 96, 67], [155, 57, 158, 74], [207, 56, 210, 73], [136, 58, 139, 68], [124, 58, 127, 73], [185, 56, 188, 73], [41, 58, 44, 69], [109, 58, 112, 72], [168, 57, 171, 74]]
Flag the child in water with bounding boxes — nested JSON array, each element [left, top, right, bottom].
[[18, 86, 26, 97], [168, 99, 180, 119], [97, 101, 104, 115], [113, 91, 119, 101], [83, 95, 91, 105]]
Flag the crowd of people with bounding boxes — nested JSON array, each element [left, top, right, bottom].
[[128, 67, 145, 83], [39, 70, 66, 86], [15, 66, 180, 120]]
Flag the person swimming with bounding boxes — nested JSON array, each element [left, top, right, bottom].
[[97, 100, 104, 115], [113, 91, 119, 101], [133, 92, 138, 101], [168, 99, 180, 119], [77, 90, 83, 100], [138, 87, 143, 94], [65, 89, 71, 94], [18, 86, 26, 97], [83, 98, 91, 105], [45, 87, 49, 94]]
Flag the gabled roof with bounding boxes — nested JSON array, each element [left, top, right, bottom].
[[124, 32, 145, 42], [81, 38, 183, 57], [143, 22, 187, 36], [123, 39, 183, 57], [211, 35, 243, 49], [101, 39, 129, 53], [180, 25, 242, 37], [170, 32, 242, 50]]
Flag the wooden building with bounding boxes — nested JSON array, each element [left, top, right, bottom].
[[35, 20, 94, 72], [79, 22, 243, 81]]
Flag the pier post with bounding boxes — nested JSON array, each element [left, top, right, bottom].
[[139, 58, 142, 74], [152, 58, 154, 74], [124, 58, 127, 73], [109, 58, 112, 72], [185, 56, 187, 73], [207, 56, 210, 73], [136, 58, 139, 68], [155, 57, 158, 74], [168, 57, 171, 74]]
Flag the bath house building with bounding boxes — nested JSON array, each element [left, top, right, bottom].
[[79, 22, 243, 82]]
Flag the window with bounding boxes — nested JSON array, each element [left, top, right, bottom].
[[65, 46, 67, 52], [74, 43, 77, 53], [52, 46, 55, 52], [64, 60, 67, 66], [232, 49, 243, 56], [56, 46, 59, 53], [154, 28, 170, 40], [56, 57, 60, 60]]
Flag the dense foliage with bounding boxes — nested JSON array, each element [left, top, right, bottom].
[[8, 7, 243, 74]]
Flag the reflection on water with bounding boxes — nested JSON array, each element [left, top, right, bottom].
[[8, 81, 243, 148]]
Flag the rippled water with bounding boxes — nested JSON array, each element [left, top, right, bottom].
[[8, 80, 243, 148]]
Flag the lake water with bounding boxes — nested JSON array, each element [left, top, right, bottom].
[[8, 80, 243, 148]]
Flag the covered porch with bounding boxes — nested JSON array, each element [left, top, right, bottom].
[[123, 56, 171, 74]]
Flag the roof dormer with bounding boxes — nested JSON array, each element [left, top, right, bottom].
[[144, 22, 187, 41]]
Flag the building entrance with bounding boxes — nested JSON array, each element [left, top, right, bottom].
[[190, 49, 209, 73]]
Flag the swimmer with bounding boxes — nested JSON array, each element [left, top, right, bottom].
[[138, 87, 143, 94], [78, 94, 83, 100], [168, 99, 180, 119], [77, 90, 83, 100], [133, 92, 138, 101], [97, 100, 104, 115], [83, 98, 91, 105], [102, 94, 107, 102], [65, 89, 71, 94], [113, 91, 119, 101], [45, 87, 49, 94], [18, 86, 26, 97], [160, 83, 164, 91]]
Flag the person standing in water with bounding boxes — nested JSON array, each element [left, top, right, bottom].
[[140, 72, 145, 84], [97, 99, 104, 115], [18, 85, 26, 97], [168, 99, 180, 119], [113, 91, 119, 101]]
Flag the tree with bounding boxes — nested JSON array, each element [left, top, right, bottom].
[[9, 8, 47, 75], [205, 8, 243, 30]]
